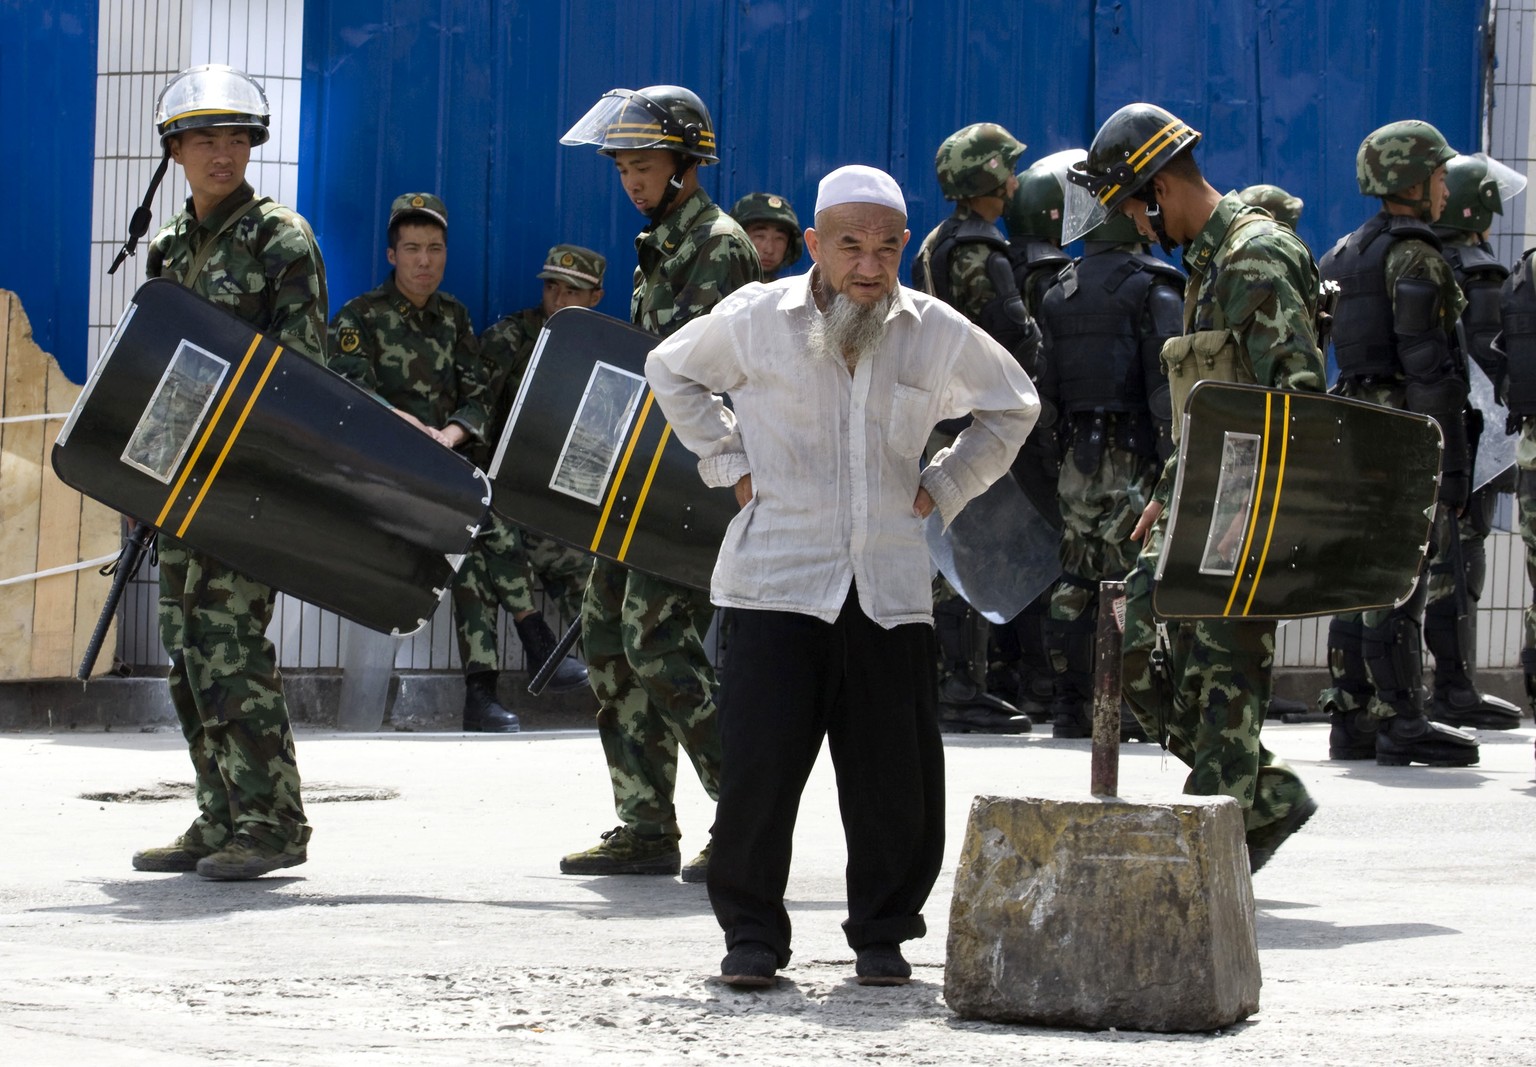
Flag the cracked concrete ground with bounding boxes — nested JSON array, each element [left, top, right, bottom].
[[2, 721, 1533, 1065]]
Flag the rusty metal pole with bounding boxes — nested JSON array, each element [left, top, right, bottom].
[[1090, 580, 1126, 797]]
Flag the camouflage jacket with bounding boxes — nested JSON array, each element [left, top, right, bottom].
[[148, 181, 328, 364], [1181, 193, 1325, 393], [328, 275, 490, 439], [916, 203, 1007, 323], [1156, 193, 1326, 505], [632, 188, 761, 338], [477, 305, 545, 454]]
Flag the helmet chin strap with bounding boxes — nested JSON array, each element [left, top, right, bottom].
[[109, 149, 172, 274], [642, 157, 698, 232], [1384, 189, 1434, 221], [1141, 194, 1180, 255]]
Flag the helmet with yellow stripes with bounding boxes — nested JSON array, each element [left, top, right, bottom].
[[560, 85, 719, 164], [154, 64, 270, 148], [1061, 102, 1200, 243]]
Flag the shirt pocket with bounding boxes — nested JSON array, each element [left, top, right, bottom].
[[1160, 328, 1252, 443], [887, 383, 934, 458]]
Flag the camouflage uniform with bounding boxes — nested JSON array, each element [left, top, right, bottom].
[[1120, 193, 1322, 844], [148, 179, 326, 857], [584, 186, 759, 837], [478, 304, 591, 624], [326, 273, 525, 675]]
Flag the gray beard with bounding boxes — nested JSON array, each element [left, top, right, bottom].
[[807, 288, 896, 370]]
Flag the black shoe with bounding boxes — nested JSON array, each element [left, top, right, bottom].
[[854, 942, 911, 986], [1327, 707, 1378, 761], [939, 703, 1031, 734], [1016, 676, 1055, 723], [1430, 685, 1523, 731], [463, 671, 521, 732], [514, 611, 589, 694], [719, 942, 778, 988], [1049, 699, 1091, 739], [1247, 796, 1318, 874], [1266, 694, 1310, 721], [1375, 714, 1479, 767]]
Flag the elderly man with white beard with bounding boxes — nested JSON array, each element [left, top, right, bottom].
[[646, 164, 1039, 989]]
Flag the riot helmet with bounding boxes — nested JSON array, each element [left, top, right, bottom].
[[560, 85, 719, 164], [1005, 148, 1086, 245], [731, 192, 803, 266], [110, 64, 271, 275], [1063, 103, 1201, 245], [155, 64, 271, 147], [1083, 209, 1145, 245], [1435, 153, 1527, 234], [1238, 184, 1303, 229], [1355, 120, 1456, 219], [935, 123, 1027, 201]]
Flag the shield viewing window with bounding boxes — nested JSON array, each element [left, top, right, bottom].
[[1198, 432, 1261, 576], [550, 362, 647, 504], [120, 339, 229, 482]]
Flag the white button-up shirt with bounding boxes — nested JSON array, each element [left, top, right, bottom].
[[646, 273, 1039, 626]]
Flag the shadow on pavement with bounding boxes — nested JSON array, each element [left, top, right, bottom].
[[1255, 908, 1459, 950]]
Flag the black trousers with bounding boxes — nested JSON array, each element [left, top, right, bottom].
[[707, 589, 945, 967]]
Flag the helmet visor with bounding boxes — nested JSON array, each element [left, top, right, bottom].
[[156, 65, 268, 134], [1062, 175, 1110, 245], [1475, 152, 1528, 209], [561, 90, 676, 152]]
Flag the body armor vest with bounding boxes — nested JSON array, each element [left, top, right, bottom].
[[1441, 238, 1509, 386], [913, 214, 1035, 355], [1321, 213, 1442, 379], [1007, 237, 1071, 314], [1040, 250, 1184, 413], [1502, 248, 1536, 417]]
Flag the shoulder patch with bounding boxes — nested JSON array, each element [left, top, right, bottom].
[[338, 327, 361, 353]]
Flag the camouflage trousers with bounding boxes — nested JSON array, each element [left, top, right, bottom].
[[1120, 520, 1310, 835], [1049, 443, 1156, 660], [157, 538, 309, 853], [581, 557, 722, 838], [451, 512, 589, 674]]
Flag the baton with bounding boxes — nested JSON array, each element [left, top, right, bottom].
[[77, 525, 156, 681], [527, 618, 582, 696]]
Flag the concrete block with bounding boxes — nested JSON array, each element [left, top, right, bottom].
[[944, 793, 1259, 1032]]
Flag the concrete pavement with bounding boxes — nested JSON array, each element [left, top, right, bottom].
[[1, 720, 1533, 1065]]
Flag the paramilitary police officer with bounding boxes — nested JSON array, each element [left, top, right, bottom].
[[558, 85, 761, 880], [329, 195, 587, 735], [1003, 151, 1076, 313], [913, 123, 1045, 733], [1502, 244, 1536, 734], [1316, 121, 1481, 767], [476, 245, 609, 634], [1427, 154, 1525, 730], [124, 65, 326, 880], [731, 193, 803, 282], [1067, 102, 1319, 873], [1035, 194, 1183, 739]]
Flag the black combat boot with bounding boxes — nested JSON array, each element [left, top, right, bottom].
[[1363, 611, 1478, 767], [1045, 610, 1094, 739], [514, 611, 588, 694], [463, 671, 521, 732], [1322, 616, 1378, 759], [937, 597, 1031, 733], [1424, 598, 1522, 729]]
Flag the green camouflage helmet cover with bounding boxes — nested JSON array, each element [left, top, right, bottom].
[[1238, 184, 1303, 229], [731, 192, 803, 265], [1005, 148, 1086, 243], [1355, 120, 1456, 197], [1436, 153, 1528, 233], [935, 122, 1027, 200]]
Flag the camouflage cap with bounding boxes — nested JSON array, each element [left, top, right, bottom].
[[1355, 120, 1456, 197], [389, 192, 449, 230], [1238, 184, 1303, 229], [935, 122, 1027, 200], [536, 244, 607, 290]]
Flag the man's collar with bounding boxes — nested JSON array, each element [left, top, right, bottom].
[[190, 182, 257, 230], [384, 273, 437, 315], [1181, 191, 1252, 276]]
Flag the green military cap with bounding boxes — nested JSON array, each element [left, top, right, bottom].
[[388, 192, 449, 230], [537, 244, 607, 289]]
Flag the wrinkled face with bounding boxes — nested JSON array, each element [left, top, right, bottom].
[[387, 222, 447, 306], [746, 223, 790, 273], [804, 203, 909, 306], [541, 279, 602, 318], [610, 149, 678, 216], [168, 126, 252, 205]]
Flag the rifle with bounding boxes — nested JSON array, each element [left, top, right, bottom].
[[77, 524, 156, 681]]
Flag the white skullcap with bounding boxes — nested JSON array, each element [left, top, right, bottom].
[[814, 164, 907, 218]]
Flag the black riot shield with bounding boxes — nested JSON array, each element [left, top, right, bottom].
[[52, 278, 490, 635], [488, 307, 737, 591], [925, 471, 1061, 624], [1153, 381, 1440, 620]]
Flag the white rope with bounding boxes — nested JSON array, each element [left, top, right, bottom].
[[0, 553, 119, 588], [0, 411, 70, 424]]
